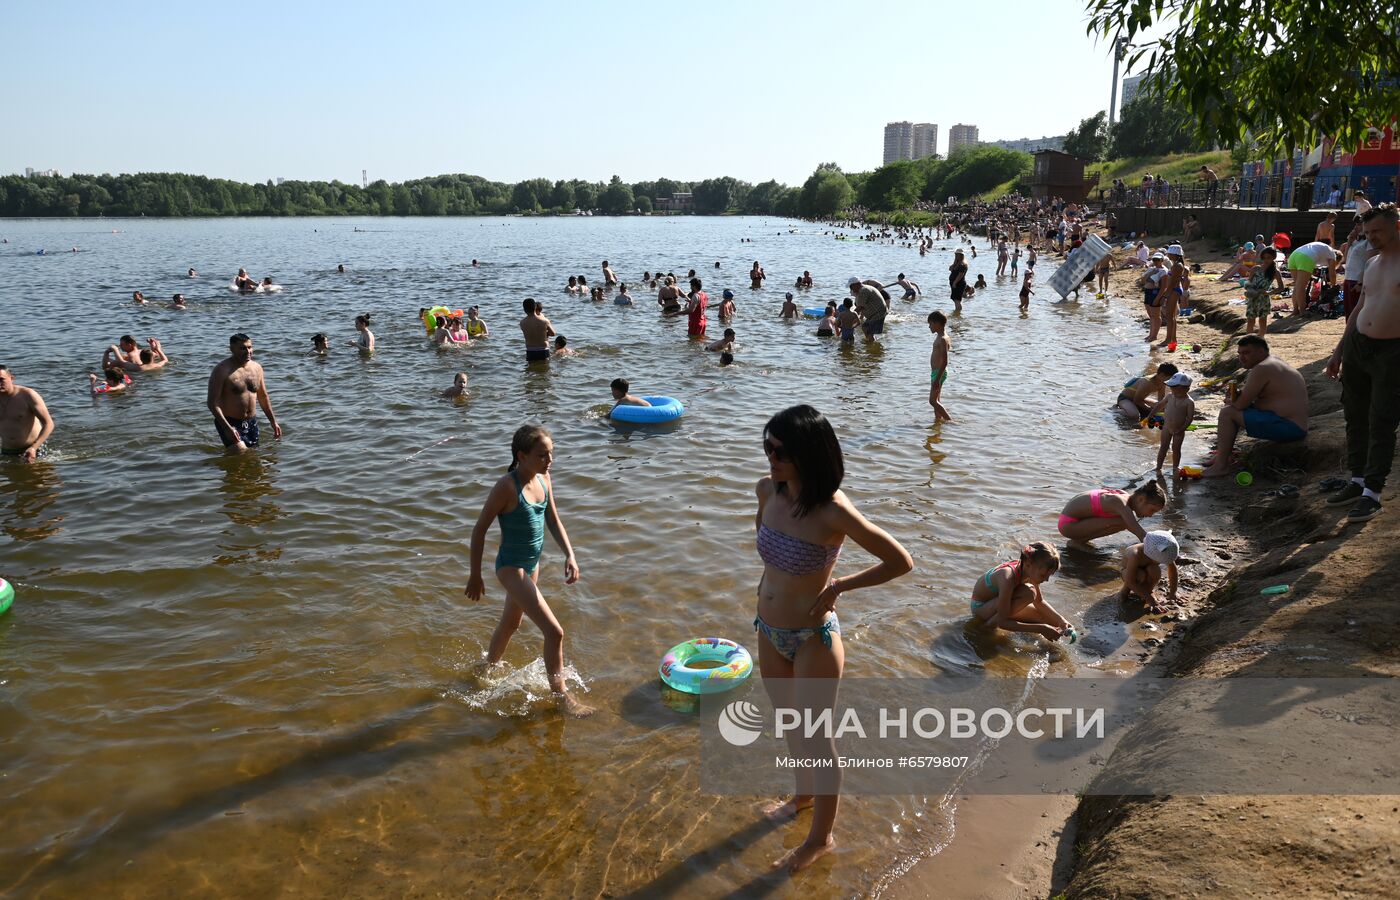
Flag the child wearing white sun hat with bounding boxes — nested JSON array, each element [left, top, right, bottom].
[[1119, 530, 1180, 612]]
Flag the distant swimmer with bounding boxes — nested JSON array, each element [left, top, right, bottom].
[[749, 261, 766, 289], [188, 268, 198, 278], [553, 335, 578, 357], [466, 305, 489, 337], [614, 283, 634, 306], [0, 365, 56, 461], [602, 260, 619, 286], [169, 293, 187, 310], [310, 333, 329, 356], [609, 378, 650, 413], [442, 372, 469, 399], [337, 264, 346, 274], [657, 276, 683, 314], [706, 328, 736, 353], [566, 275, 581, 295], [89, 368, 131, 395], [719, 289, 736, 321], [260, 277, 277, 290], [105, 337, 169, 372], [471, 259, 480, 267], [974, 274, 987, 291], [685, 277, 709, 337], [351, 313, 375, 353], [234, 268, 257, 292], [207, 332, 281, 452], [132, 290, 147, 305], [520, 298, 555, 362]]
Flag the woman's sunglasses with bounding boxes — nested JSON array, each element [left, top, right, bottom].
[[763, 438, 789, 461]]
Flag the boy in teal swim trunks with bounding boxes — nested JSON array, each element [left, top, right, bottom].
[[927, 311, 952, 422]]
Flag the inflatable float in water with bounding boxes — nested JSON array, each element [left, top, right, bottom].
[[0, 577, 13, 617], [611, 396, 684, 424], [659, 637, 752, 694]]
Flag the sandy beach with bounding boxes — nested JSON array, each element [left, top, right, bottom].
[[896, 222, 1398, 898]]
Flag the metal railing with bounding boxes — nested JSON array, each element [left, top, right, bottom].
[[1098, 174, 1396, 210]]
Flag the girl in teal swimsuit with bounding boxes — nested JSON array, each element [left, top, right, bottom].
[[754, 405, 913, 874], [969, 542, 1074, 642], [466, 425, 591, 717]]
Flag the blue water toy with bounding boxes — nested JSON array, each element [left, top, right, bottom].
[[659, 637, 753, 694], [611, 396, 684, 424]]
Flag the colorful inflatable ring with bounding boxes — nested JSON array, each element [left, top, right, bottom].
[[611, 396, 684, 424], [423, 305, 452, 334], [0, 577, 13, 617], [802, 306, 828, 318], [659, 637, 753, 694]]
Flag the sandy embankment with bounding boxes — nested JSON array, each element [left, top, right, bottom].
[[895, 229, 1400, 898]]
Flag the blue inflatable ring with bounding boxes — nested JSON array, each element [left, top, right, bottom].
[[659, 637, 753, 694], [611, 396, 684, 423], [802, 306, 828, 318]]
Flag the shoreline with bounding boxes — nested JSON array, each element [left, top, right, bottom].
[[890, 222, 1382, 897]]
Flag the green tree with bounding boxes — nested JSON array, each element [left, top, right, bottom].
[[743, 179, 786, 214], [1087, 0, 1400, 155], [636, 195, 653, 214], [860, 160, 924, 211], [1063, 111, 1108, 161], [599, 175, 634, 214], [549, 180, 575, 210], [1107, 87, 1209, 157], [691, 177, 735, 215], [510, 182, 539, 213], [573, 181, 597, 211], [798, 163, 852, 217]]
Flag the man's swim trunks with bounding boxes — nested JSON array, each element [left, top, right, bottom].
[[1242, 406, 1306, 442], [525, 347, 551, 362], [216, 416, 260, 448], [930, 368, 948, 385]]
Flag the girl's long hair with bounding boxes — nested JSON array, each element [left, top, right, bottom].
[[508, 424, 550, 472]]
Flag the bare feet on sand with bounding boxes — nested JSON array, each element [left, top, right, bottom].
[[760, 797, 814, 821], [558, 692, 596, 718], [772, 836, 836, 873], [1199, 463, 1232, 478]]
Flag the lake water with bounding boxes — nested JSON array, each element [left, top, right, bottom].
[[1, 216, 1194, 897]]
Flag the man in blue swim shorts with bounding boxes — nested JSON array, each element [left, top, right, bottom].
[[207, 333, 282, 453], [1202, 335, 1309, 478]]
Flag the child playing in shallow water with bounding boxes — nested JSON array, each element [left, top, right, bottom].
[[609, 377, 650, 414], [927, 311, 952, 422], [1119, 530, 1179, 612], [970, 541, 1074, 642], [780, 292, 799, 319], [465, 425, 592, 717], [1149, 373, 1195, 473], [441, 372, 468, 398], [706, 328, 736, 353]]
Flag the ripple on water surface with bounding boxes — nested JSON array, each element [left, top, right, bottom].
[[2, 216, 1184, 896]]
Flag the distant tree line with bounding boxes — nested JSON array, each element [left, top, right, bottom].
[[794, 146, 1034, 217], [1061, 79, 1216, 162], [0, 171, 809, 218], [0, 149, 1033, 220]]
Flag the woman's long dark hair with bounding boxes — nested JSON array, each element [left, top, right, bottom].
[[764, 404, 843, 517]]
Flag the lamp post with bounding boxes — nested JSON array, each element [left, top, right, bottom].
[[1108, 38, 1129, 128]]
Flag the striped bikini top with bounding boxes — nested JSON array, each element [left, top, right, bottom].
[[758, 523, 841, 576]]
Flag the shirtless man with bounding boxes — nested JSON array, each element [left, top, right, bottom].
[[234, 268, 257, 292], [1201, 335, 1309, 477], [601, 260, 619, 287], [895, 273, 921, 299], [0, 365, 55, 461], [207, 333, 281, 452], [1325, 203, 1400, 522], [519, 298, 555, 362], [105, 338, 169, 372]]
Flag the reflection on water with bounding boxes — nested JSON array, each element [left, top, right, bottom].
[[213, 449, 283, 565], [1, 216, 1206, 896], [0, 459, 63, 542]]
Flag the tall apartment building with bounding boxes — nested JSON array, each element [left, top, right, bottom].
[[1120, 74, 1146, 111], [948, 124, 980, 155], [883, 121, 914, 164], [913, 123, 939, 160]]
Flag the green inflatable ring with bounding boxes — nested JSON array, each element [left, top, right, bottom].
[[0, 577, 13, 617]]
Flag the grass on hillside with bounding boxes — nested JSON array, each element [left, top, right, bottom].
[[1092, 150, 1234, 190], [981, 176, 1022, 201]]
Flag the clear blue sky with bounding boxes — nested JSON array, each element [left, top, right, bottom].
[[5, 0, 1131, 186]]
